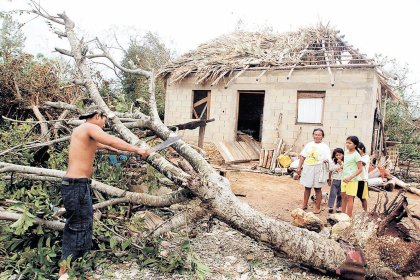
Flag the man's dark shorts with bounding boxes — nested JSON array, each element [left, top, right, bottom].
[[61, 177, 93, 260]]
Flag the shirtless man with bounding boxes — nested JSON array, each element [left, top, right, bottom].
[[59, 105, 148, 278]]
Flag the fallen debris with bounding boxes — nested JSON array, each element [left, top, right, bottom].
[[291, 208, 324, 232]]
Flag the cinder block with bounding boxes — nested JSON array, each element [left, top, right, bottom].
[[349, 98, 365, 105], [339, 89, 358, 97], [340, 104, 357, 112]]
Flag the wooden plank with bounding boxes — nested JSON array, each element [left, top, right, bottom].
[[234, 141, 251, 159], [234, 142, 250, 161], [262, 150, 268, 167], [211, 70, 229, 86], [287, 44, 309, 80], [259, 149, 264, 166], [280, 143, 286, 154], [256, 69, 268, 81], [193, 97, 209, 108], [198, 125, 205, 148], [243, 140, 261, 158], [224, 141, 245, 161], [266, 150, 273, 169], [199, 103, 208, 119], [238, 141, 258, 160], [322, 40, 335, 86], [238, 134, 261, 155], [216, 142, 235, 163], [224, 65, 249, 89], [270, 139, 283, 171]]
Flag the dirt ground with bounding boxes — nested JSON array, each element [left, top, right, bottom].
[[226, 167, 420, 223]]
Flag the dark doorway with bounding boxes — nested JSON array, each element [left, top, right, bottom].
[[237, 91, 265, 141]]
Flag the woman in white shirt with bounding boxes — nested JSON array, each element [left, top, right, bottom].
[[297, 128, 331, 214]]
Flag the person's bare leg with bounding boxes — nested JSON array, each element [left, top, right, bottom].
[[341, 192, 347, 214], [302, 187, 311, 210], [59, 265, 69, 280], [314, 188, 322, 214], [361, 199, 368, 211], [346, 196, 355, 217]]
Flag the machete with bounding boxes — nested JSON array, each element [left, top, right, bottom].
[[149, 136, 181, 153]]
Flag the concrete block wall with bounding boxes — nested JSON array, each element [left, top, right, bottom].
[[164, 68, 379, 154]]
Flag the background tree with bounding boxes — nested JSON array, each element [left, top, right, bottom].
[[120, 32, 172, 117], [0, 13, 25, 60], [377, 55, 420, 164]]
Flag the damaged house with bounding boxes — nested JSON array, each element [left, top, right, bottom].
[[160, 25, 397, 160]]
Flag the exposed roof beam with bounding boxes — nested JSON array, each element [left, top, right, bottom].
[[224, 65, 250, 89], [255, 69, 268, 81], [322, 40, 335, 87], [210, 70, 229, 87], [287, 44, 310, 80]]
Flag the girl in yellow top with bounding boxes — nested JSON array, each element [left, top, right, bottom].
[[341, 136, 363, 217]]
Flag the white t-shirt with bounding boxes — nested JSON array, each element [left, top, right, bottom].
[[300, 141, 331, 165], [360, 154, 370, 181]]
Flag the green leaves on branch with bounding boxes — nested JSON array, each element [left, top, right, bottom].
[[10, 210, 35, 235]]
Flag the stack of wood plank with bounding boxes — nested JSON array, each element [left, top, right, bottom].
[[259, 139, 286, 170], [216, 134, 261, 164]]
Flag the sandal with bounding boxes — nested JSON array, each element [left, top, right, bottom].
[[314, 209, 321, 214]]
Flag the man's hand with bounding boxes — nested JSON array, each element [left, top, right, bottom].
[[343, 176, 352, 183], [136, 147, 149, 158], [327, 179, 332, 186]]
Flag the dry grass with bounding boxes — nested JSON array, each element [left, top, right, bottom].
[[160, 24, 374, 85]]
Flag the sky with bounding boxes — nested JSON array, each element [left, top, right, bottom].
[[1, 0, 419, 93]]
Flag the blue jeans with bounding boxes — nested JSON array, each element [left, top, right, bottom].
[[61, 178, 93, 260], [328, 179, 342, 209]]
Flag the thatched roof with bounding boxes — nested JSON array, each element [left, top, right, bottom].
[[160, 25, 395, 96]]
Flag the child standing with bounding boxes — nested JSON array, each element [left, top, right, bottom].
[[327, 148, 344, 213], [357, 142, 370, 211], [341, 136, 363, 217]]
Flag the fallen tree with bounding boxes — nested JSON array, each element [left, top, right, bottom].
[[0, 3, 418, 279]]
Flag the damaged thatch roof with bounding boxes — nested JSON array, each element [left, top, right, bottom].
[[160, 25, 396, 98]]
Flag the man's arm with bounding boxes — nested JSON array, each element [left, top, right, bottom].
[[97, 143, 120, 153], [87, 124, 148, 157]]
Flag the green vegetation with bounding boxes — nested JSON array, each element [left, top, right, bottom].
[[377, 55, 420, 164]]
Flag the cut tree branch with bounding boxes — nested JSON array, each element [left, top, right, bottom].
[[94, 38, 152, 77], [0, 210, 64, 231], [0, 162, 192, 207], [31, 104, 49, 138], [152, 204, 207, 237]]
